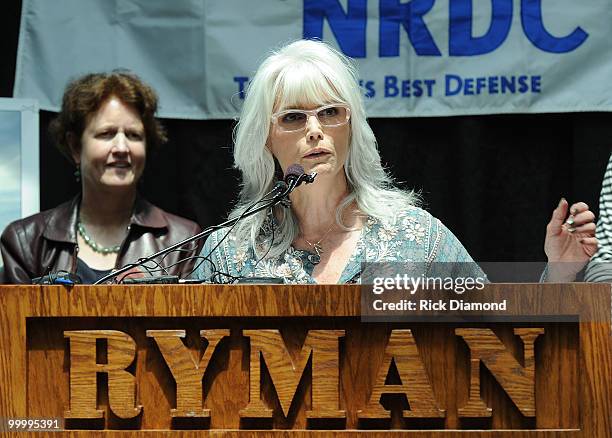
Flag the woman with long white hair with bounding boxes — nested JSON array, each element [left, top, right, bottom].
[[196, 39, 596, 284]]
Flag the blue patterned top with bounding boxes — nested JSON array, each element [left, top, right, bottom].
[[194, 206, 485, 284]]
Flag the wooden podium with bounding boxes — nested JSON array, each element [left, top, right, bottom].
[[0, 284, 610, 437]]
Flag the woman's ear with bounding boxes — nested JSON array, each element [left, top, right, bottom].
[[66, 132, 80, 164]]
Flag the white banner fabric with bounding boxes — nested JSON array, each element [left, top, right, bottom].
[[14, 0, 612, 119]]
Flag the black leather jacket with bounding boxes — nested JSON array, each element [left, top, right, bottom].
[[0, 195, 202, 283]]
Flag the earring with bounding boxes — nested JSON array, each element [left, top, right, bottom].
[[74, 164, 81, 183]]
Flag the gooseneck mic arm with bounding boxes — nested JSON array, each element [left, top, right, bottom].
[[93, 164, 316, 285]]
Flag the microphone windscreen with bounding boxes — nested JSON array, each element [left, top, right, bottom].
[[284, 164, 305, 180]]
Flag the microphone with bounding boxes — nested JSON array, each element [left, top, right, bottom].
[[93, 166, 316, 285], [284, 164, 316, 191], [94, 176, 294, 285]]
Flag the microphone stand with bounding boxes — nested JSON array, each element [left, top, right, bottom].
[[93, 173, 315, 285]]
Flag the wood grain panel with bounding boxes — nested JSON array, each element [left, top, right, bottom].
[[357, 329, 445, 419], [240, 329, 345, 420], [146, 329, 229, 418], [0, 429, 585, 437], [64, 330, 141, 419], [456, 328, 543, 417], [0, 284, 609, 437], [0, 285, 33, 417]]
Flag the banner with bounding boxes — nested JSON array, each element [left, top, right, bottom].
[[14, 0, 612, 119]]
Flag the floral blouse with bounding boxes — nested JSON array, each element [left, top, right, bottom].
[[194, 206, 484, 284]]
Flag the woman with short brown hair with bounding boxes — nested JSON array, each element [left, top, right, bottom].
[[1, 71, 201, 284]]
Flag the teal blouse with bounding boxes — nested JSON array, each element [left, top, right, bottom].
[[194, 206, 484, 284]]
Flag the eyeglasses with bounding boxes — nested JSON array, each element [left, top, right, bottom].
[[271, 104, 351, 132]]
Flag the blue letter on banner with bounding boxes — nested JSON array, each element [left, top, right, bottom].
[[449, 0, 512, 56], [521, 0, 588, 53], [379, 0, 441, 57], [303, 0, 367, 58]]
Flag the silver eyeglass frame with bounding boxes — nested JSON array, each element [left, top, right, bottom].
[[271, 103, 351, 132]]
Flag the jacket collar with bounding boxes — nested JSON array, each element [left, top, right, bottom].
[[42, 194, 168, 243], [131, 196, 168, 229], [42, 196, 80, 243]]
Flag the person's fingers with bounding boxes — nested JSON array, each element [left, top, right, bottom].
[[578, 236, 598, 256], [569, 202, 589, 215], [569, 222, 596, 235], [566, 210, 595, 226], [578, 236, 598, 246], [547, 198, 569, 235]]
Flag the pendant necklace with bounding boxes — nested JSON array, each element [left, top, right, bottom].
[[302, 224, 335, 265]]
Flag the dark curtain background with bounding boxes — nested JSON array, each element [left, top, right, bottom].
[[2, 1, 610, 263]]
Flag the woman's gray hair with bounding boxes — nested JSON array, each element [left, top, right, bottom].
[[230, 39, 417, 258]]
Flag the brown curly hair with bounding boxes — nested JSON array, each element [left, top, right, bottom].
[[49, 71, 167, 164]]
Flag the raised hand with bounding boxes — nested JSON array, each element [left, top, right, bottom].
[[544, 198, 598, 281]]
